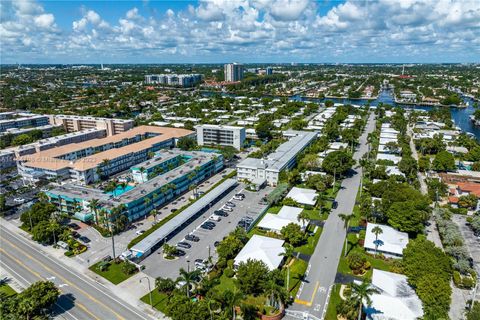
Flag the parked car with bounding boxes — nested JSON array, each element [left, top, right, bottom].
[[185, 234, 200, 242], [209, 215, 221, 222], [200, 224, 213, 230], [68, 223, 81, 230], [177, 242, 191, 249], [225, 201, 236, 207], [13, 198, 25, 204], [222, 206, 233, 212], [332, 200, 338, 209], [71, 231, 80, 239], [233, 195, 244, 201], [135, 230, 145, 235], [79, 236, 90, 243], [174, 249, 186, 257], [214, 210, 228, 217], [195, 258, 205, 266], [214, 241, 220, 247], [204, 221, 216, 227]]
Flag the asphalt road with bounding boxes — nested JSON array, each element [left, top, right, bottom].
[[286, 112, 376, 320], [0, 224, 150, 320]]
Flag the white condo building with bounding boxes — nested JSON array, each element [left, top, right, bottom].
[[195, 124, 246, 150], [224, 63, 244, 82]]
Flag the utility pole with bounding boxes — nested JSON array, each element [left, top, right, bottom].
[[333, 168, 336, 194]]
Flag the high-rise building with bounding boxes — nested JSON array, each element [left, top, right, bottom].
[[195, 124, 246, 150], [49, 115, 134, 136], [144, 74, 202, 87], [224, 63, 244, 82], [266, 67, 273, 75]]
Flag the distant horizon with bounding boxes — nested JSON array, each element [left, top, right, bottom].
[[1, 0, 479, 64], [2, 62, 479, 66]]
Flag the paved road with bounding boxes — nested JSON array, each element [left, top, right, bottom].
[[286, 112, 376, 319], [0, 224, 150, 320]]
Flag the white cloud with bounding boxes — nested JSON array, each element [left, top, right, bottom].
[[1, 0, 479, 63]]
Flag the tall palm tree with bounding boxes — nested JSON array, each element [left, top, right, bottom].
[[176, 268, 201, 298], [119, 181, 128, 193], [371, 225, 383, 256], [338, 213, 353, 257], [223, 288, 245, 320], [139, 167, 147, 182], [351, 280, 379, 320], [279, 243, 295, 291], [297, 210, 310, 230], [88, 199, 100, 224], [264, 278, 286, 309], [143, 197, 152, 210], [149, 209, 157, 222]]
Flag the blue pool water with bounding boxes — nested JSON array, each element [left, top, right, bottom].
[[106, 185, 134, 196]]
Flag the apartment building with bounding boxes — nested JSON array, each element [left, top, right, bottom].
[[237, 130, 318, 186], [0, 124, 63, 139], [0, 114, 49, 132], [18, 126, 194, 184], [144, 74, 202, 87], [45, 150, 223, 221], [49, 115, 134, 136], [224, 63, 244, 82], [195, 124, 246, 150]]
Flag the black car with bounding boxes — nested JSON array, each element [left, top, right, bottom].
[[174, 249, 186, 257], [71, 231, 81, 239], [237, 221, 251, 228], [332, 200, 338, 209], [79, 236, 90, 243], [195, 258, 205, 265], [214, 241, 220, 247], [214, 210, 228, 217], [185, 234, 200, 242], [200, 224, 213, 230], [177, 242, 192, 249], [204, 221, 216, 227], [68, 223, 81, 230]]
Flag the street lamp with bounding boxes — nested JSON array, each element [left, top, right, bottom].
[[139, 277, 153, 309], [187, 260, 190, 272]]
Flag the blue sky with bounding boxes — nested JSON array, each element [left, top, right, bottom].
[[1, 0, 479, 64]]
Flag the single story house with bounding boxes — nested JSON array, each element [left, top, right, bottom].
[[285, 187, 318, 206], [376, 153, 401, 165], [364, 223, 408, 258], [257, 206, 303, 233], [233, 235, 285, 271]]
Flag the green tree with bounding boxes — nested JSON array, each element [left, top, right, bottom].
[[402, 236, 452, 319], [280, 223, 305, 246], [32, 220, 62, 244], [432, 150, 456, 172], [418, 156, 431, 172], [322, 151, 355, 176], [256, 118, 274, 140], [339, 213, 353, 257], [467, 301, 480, 320], [217, 235, 245, 260], [371, 225, 383, 256], [155, 277, 176, 294], [458, 194, 478, 209], [20, 201, 56, 230], [236, 259, 269, 296], [386, 200, 429, 234], [176, 268, 201, 298], [177, 136, 197, 151], [350, 280, 379, 320], [11, 133, 32, 146]]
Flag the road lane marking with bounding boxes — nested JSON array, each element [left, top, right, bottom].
[[1, 239, 124, 320], [294, 281, 320, 307], [0, 248, 92, 320], [1, 226, 150, 320]]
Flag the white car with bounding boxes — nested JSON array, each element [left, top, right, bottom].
[[222, 206, 233, 212], [13, 198, 25, 203], [135, 230, 145, 235]]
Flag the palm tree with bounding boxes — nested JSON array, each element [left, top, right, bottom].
[[143, 197, 152, 210], [223, 288, 245, 320], [351, 280, 379, 320], [119, 181, 128, 193], [88, 198, 100, 224], [297, 210, 310, 230], [371, 225, 383, 256], [37, 191, 49, 202], [279, 243, 295, 291], [176, 268, 201, 298], [264, 278, 286, 309], [139, 167, 147, 183], [338, 213, 353, 257], [149, 209, 157, 222]]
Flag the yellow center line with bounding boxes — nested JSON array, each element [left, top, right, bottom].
[[0, 248, 100, 320], [1, 238, 126, 320], [294, 281, 320, 307]]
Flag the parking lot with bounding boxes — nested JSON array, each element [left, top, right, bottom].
[[141, 183, 274, 279]]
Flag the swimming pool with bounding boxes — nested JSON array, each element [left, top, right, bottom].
[[106, 184, 134, 196]]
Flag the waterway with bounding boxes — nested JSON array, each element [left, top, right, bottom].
[[202, 89, 480, 140]]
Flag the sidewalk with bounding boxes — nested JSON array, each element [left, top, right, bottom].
[[1, 218, 165, 320]]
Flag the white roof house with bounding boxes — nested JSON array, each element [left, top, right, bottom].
[[376, 153, 401, 164], [365, 269, 423, 320], [286, 187, 318, 206], [379, 137, 398, 145], [257, 206, 303, 233], [379, 132, 398, 139], [384, 166, 405, 177], [364, 223, 408, 258], [233, 235, 285, 271], [329, 142, 348, 150]]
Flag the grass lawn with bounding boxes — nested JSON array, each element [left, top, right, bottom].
[[89, 261, 137, 285], [295, 225, 323, 255], [325, 284, 342, 320], [141, 290, 170, 313], [288, 258, 308, 297], [0, 283, 17, 297], [216, 272, 238, 293]]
